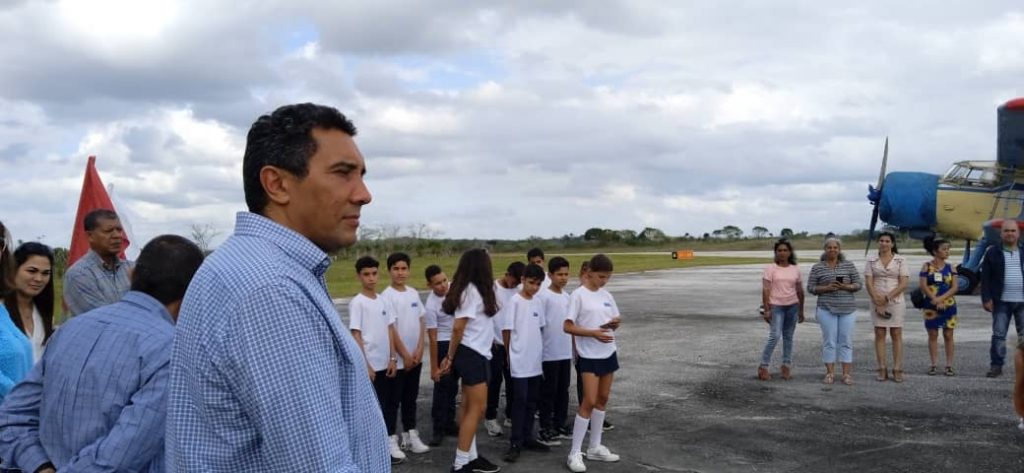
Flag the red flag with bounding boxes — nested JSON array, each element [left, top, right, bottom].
[[68, 156, 129, 267]]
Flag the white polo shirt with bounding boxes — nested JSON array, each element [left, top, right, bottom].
[[493, 281, 519, 346], [382, 285, 425, 369], [424, 291, 453, 342], [500, 293, 546, 378], [348, 293, 395, 372], [455, 283, 495, 360], [567, 286, 620, 360], [539, 288, 573, 362]]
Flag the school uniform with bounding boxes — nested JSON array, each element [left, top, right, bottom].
[[568, 286, 620, 375], [487, 282, 518, 422], [452, 284, 494, 386], [538, 287, 573, 434], [500, 293, 546, 447], [382, 286, 425, 433], [425, 290, 457, 435], [348, 293, 399, 435]]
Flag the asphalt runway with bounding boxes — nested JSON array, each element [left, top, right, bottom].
[[340, 253, 1024, 472]]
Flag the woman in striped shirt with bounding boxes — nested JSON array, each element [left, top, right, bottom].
[[807, 237, 862, 385]]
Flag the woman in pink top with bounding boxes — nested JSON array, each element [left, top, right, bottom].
[[758, 240, 805, 381]]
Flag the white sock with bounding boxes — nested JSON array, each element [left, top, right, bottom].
[[570, 414, 589, 455], [589, 409, 606, 449], [469, 436, 478, 460], [454, 449, 471, 469]]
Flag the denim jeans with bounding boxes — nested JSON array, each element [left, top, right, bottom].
[[818, 307, 856, 363], [760, 304, 799, 366], [991, 301, 1024, 366]]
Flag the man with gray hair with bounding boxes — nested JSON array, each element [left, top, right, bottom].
[[63, 209, 133, 317], [981, 219, 1024, 377]]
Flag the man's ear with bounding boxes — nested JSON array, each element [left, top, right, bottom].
[[260, 166, 293, 206]]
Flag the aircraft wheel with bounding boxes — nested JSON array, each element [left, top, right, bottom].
[[955, 265, 979, 295]]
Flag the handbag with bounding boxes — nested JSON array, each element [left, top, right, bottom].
[[910, 288, 926, 309]]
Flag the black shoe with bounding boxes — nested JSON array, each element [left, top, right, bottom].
[[504, 444, 521, 463], [522, 438, 551, 452], [429, 429, 444, 447], [465, 455, 501, 473], [536, 429, 562, 446], [603, 419, 614, 431], [555, 425, 573, 439], [987, 365, 1003, 378]]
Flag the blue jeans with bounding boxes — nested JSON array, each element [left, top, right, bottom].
[[818, 307, 856, 363], [760, 304, 798, 366], [991, 301, 1024, 366]]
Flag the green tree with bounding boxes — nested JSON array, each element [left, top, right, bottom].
[[751, 226, 769, 239], [721, 225, 743, 239], [780, 228, 794, 238]]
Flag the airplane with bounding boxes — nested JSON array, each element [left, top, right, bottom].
[[866, 97, 1024, 294]]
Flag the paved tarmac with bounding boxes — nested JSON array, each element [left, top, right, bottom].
[[340, 252, 1024, 472]]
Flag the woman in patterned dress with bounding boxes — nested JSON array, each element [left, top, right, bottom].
[[864, 232, 909, 382], [918, 237, 958, 376]]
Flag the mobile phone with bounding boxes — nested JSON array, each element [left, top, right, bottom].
[[835, 276, 845, 283]]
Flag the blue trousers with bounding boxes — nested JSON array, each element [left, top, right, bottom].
[[818, 307, 856, 363], [760, 304, 798, 366], [991, 301, 1024, 366]]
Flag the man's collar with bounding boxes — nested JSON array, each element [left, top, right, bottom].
[[233, 212, 331, 276]]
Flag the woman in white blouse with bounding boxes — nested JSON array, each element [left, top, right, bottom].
[[4, 242, 54, 362], [864, 232, 909, 383]]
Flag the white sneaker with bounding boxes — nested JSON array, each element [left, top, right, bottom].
[[585, 444, 620, 462], [503, 418, 513, 428], [388, 435, 406, 463], [484, 418, 503, 437], [401, 429, 430, 453], [566, 451, 587, 472]]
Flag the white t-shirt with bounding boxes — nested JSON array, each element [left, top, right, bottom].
[[30, 305, 45, 364], [493, 281, 519, 345], [539, 288, 572, 362], [500, 293, 546, 378], [424, 291, 453, 342], [567, 286, 620, 360], [382, 286, 425, 369], [348, 293, 395, 372], [455, 284, 495, 359]]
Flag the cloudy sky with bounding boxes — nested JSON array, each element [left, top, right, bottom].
[[2, 0, 1023, 251]]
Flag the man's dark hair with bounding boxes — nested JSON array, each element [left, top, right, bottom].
[[355, 256, 379, 273], [506, 261, 526, 280], [527, 247, 545, 261], [589, 254, 614, 272], [425, 264, 443, 282], [242, 103, 358, 214], [387, 252, 411, 270], [548, 256, 570, 274], [83, 209, 118, 231], [523, 264, 545, 282], [131, 235, 205, 305]]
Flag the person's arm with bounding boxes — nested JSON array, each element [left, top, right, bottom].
[[1014, 346, 1024, 418], [350, 330, 375, 382], [981, 248, 995, 309], [427, 328, 439, 382], [0, 363, 50, 473], [502, 329, 511, 366], [937, 268, 959, 302], [762, 278, 772, 322], [440, 318, 469, 375], [387, 325, 400, 377], [844, 263, 862, 292], [563, 320, 613, 343], [61, 347, 171, 471], [864, 261, 884, 306], [62, 269, 107, 317], [796, 274, 806, 323], [412, 316, 426, 367], [348, 300, 375, 381]]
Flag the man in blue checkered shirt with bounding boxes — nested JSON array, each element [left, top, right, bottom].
[[166, 103, 389, 471]]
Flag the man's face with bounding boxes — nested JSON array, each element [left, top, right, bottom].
[[521, 277, 542, 297], [503, 273, 521, 287], [285, 128, 371, 252], [389, 260, 409, 286], [1003, 221, 1020, 246], [549, 266, 570, 289], [528, 255, 544, 266], [87, 217, 123, 258], [428, 272, 449, 297], [357, 266, 378, 291]]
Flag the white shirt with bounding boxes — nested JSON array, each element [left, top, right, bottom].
[[567, 286, 620, 360], [493, 281, 519, 345], [382, 286, 425, 369], [455, 284, 494, 359], [424, 291, 453, 342], [348, 293, 395, 372], [539, 288, 573, 362], [500, 293, 546, 378], [30, 305, 44, 364]]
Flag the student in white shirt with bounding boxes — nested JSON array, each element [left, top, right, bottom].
[[485, 261, 524, 437], [381, 252, 429, 455], [526, 247, 553, 289], [500, 264, 553, 463], [439, 249, 502, 473], [423, 264, 457, 446], [347, 256, 402, 463], [537, 256, 573, 446], [564, 254, 622, 472]]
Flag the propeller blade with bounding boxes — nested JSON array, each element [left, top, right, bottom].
[[876, 136, 888, 190], [867, 137, 888, 256], [866, 205, 880, 256]]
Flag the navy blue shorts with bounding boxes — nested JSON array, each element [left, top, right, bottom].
[[576, 352, 619, 376], [453, 344, 491, 386]]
